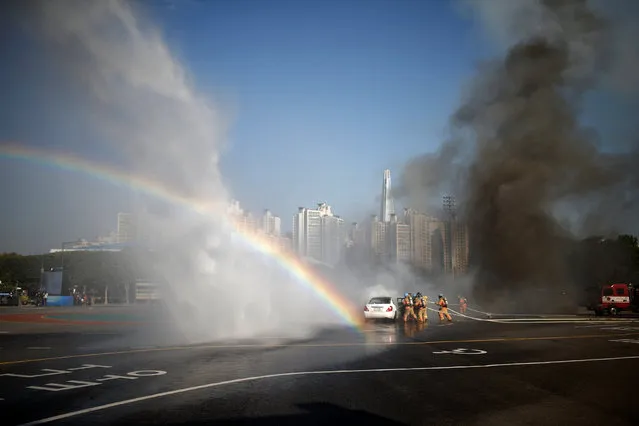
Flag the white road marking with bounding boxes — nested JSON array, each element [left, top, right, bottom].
[[66, 364, 112, 371], [575, 325, 611, 329], [17, 355, 639, 426], [600, 326, 639, 331], [610, 338, 639, 344], [26, 371, 167, 393], [95, 374, 138, 382], [26, 347, 51, 350], [28, 380, 102, 392], [127, 370, 167, 377], [0, 364, 111, 379], [462, 306, 597, 319], [0, 369, 70, 379], [81, 333, 119, 336], [433, 348, 487, 355], [439, 307, 639, 325]]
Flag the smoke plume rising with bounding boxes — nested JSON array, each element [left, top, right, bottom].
[[11, 0, 374, 343], [400, 0, 639, 312]]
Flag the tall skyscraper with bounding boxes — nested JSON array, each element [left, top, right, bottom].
[[380, 169, 395, 223]]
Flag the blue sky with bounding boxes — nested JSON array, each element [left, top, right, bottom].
[[0, 0, 633, 253], [151, 0, 486, 216]]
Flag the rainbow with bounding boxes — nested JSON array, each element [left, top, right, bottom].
[[0, 142, 363, 330]]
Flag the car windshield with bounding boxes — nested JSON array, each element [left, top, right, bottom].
[[369, 297, 391, 304], [603, 288, 613, 296]]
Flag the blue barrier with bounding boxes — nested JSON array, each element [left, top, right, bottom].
[[46, 296, 74, 307]]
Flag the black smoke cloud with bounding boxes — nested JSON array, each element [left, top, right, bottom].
[[398, 0, 639, 312]]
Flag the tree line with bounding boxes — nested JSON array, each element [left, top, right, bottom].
[[0, 248, 159, 303], [571, 234, 639, 303], [1, 234, 637, 302]]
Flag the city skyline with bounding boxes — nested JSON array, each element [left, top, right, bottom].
[[43, 168, 469, 276], [2, 1, 634, 255]]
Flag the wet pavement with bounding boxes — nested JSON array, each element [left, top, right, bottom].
[[2, 307, 639, 425]]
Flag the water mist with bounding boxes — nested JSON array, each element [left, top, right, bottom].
[[22, 0, 356, 343]]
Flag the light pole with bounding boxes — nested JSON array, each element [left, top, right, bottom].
[[60, 241, 78, 294]]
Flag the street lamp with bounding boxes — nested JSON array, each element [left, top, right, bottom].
[[60, 241, 78, 293]]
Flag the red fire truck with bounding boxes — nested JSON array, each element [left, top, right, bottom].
[[592, 283, 639, 316]]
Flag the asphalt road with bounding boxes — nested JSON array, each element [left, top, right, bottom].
[[2, 308, 639, 426]]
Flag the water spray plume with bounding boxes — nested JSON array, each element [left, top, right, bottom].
[[400, 0, 639, 313], [7, 0, 369, 342]]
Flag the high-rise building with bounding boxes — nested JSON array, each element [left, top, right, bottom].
[[292, 203, 345, 265], [292, 206, 322, 260], [272, 216, 281, 237], [380, 169, 395, 223], [441, 195, 469, 275], [261, 209, 281, 236], [404, 209, 445, 273], [306, 208, 322, 261], [228, 200, 257, 234], [344, 222, 368, 266], [321, 213, 345, 266], [388, 214, 411, 263], [292, 208, 305, 254], [117, 213, 138, 243], [349, 222, 367, 248], [450, 220, 469, 275], [369, 215, 388, 263], [443, 194, 456, 218]]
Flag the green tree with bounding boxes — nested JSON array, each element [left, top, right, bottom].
[[617, 234, 639, 279], [0, 249, 154, 302], [0, 253, 41, 288]]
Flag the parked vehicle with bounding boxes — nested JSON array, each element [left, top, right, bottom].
[[591, 283, 638, 316], [364, 296, 398, 322]]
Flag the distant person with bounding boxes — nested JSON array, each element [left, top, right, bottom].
[[438, 294, 452, 323], [43, 292, 48, 306], [458, 295, 467, 314]]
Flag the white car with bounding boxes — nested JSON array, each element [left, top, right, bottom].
[[364, 296, 398, 321]]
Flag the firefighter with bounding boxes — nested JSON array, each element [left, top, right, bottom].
[[402, 293, 417, 322], [438, 294, 452, 322], [422, 294, 429, 316], [458, 295, 468, 314], [414, 292, 427, 323]]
